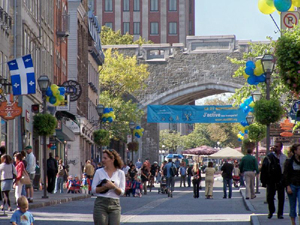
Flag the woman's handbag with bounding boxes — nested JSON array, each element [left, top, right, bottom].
[[20, 170, 31, 185]]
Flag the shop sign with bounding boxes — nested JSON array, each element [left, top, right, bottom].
[[0, 95, 22, 120], [66, 120, 80, 133], [61, 80, 82, 102]]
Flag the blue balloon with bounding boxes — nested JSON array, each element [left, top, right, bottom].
[[245, 67, 254, 76], [256, 74, 266, 82], [240, 121, 249, 127], [46, 87, 53, 97], [49, 96, 56, 104], [108, 117, 113, 123], [247, 76, 258, 85], [246, 61, 255, 69], [59, 87, 66, 95], [274, 0, 292, 12], [245, 130, 248, 134], [136, 126, 141, 130], [103, 108, 109, 113], [238, 138, 242, 142], [243, 106, 250, 114], [240, 102, 246, 109]]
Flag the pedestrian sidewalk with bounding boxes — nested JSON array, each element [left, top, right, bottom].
[[2, 189, 90, 211], [240, 187, 290, 225]]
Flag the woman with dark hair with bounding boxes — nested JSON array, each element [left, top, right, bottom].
[[204, 161, 215, 199], [128, 165, 137, 182], [141, 162, 150, 195], [284, 144, 300, 225], [0, 154, 16, 211], [14, 153, 25, 204], [92, 149, 125, 225]]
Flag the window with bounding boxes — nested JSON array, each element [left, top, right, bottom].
[[105, 22, 113, 29], [123, 22, 129, 34], [105, 0, 113, 11], [134, 0, 140, 11], [150, 0, 158, 11], [169, 22, 177, 35], [123, 0, 129, 11], [169, 0, 176, 11], [150, 22, 158, 35], [189, 20, 193, 35], [133, 22, 140, 34]]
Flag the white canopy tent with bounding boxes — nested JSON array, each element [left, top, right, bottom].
[[208, 147, 244, 159]]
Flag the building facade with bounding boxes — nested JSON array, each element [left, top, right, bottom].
[[96, 0, 195, 44]]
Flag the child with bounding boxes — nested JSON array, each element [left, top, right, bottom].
[[67, 175, 75, 193], [133, 177, 143, 197], [74, 176, 81, 193], [125, 176, 132, 197], [10, 196, 34, 225], [81, 173, 89, 194]]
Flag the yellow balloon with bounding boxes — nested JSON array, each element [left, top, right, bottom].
[[46, 96, 50, 102], [240, 127, 245, 133], [241, 97, 246, 103], [258, 0, 276, 14], [255, 60, 262, 68], [53, 100, 61, 106], [249, 101, 255, 108], [254, 65, 264, 76], [293, 0, 300, 7], [51, 84, 59, 92], [288, 4, 296, 11], [243, 72, 249, 79]]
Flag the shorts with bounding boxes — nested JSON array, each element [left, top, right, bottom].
[[25, 173, 35, 188]]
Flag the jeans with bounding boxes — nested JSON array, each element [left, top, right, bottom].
[[187, 175, 192, 187], [54, 176, 64, 193], [223, 178, 232, 198], [166, 177, 175, 192], [193, 178, 200, 198], [93, 197, 121, 225], [180, 175, 186, 187], [287, 184, 300, 218]]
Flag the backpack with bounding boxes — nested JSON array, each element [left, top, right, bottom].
[[170, 163, 177, 177]]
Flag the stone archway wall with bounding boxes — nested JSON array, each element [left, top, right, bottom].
[[103, 36, 258, 163]]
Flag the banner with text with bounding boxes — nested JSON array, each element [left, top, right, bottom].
[[147, 105, 245, 123]]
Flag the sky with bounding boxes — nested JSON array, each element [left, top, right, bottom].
[[195, 0, 281, 41]]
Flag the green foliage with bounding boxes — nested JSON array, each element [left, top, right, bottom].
[[160, 130, 183, 152], [33, 113, 57, 136], [99, 92, 144, 141], [253, 98, 284, 125], [275, 26, 300, 93], [100, 49, 149, 96], [93, 129, 110, 146], [100, 26, 153, 45], [127, 141, 139, 152], [242, 138, 256, 154], [248, 123, 266, 142], [293, 121, 300, 133]]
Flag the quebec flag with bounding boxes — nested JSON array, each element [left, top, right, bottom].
[[7, 54, 36, 96]]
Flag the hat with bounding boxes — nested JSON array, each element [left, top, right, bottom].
[[25, 145, 32, 150], [153, 161, 158, 164]]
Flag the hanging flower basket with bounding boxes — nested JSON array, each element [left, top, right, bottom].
[[275, 26, 300, 93], [93, 129, 110, 146], [33, 113, 57, 136], [253, 98, 284, 125], [127, 141, 139, 152]]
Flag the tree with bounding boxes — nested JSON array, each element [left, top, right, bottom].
[[159, 130, 182, 153]]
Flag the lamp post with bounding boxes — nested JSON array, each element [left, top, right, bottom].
[[129, 121, 135, 161], [96, 104, 104, 161], [37, 75, 50, 199], [261, 54, 275, 154]]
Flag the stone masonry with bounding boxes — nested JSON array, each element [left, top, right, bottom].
[[103, 35, 260, 163]]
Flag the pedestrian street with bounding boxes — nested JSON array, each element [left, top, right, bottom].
[[0, 178, 252, 225]]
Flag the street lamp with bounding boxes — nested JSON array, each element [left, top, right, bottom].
[[37, 75, 50, 199], [261, 54, 275, 154], [96, 104, 104, 129], [251, 90, 262, 103], [129, 121, 135, 161]]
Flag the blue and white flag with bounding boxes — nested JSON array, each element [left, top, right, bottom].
[[7, 54, 36, 96]]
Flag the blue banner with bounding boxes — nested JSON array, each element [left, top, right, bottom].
[[147, 105, 246, 123]]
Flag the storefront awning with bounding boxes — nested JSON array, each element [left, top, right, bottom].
[[56, 122, 75, 141]]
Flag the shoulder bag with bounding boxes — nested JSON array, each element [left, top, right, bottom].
[[20, 169, 31, 185]]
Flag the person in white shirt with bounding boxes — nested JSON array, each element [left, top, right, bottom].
[[92, 149, 125, 225], [24, 145, 36, 203]]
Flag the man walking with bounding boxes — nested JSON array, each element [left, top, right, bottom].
[[25, 145, 36, 203], [221, 159, 234, 199], [239, 149, 259, 200], [83, 160, 95, 179], [47, 152, 58, 193], [164, 158, 176, 198], [179, 162, 186, 187], [261, 141, 287, 219]]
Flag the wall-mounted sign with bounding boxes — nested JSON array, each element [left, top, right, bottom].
[[61, 80, 82, 102], [65, 120, 80, 133], [56, 95, 70, 111], [0, 94, 22, 120]]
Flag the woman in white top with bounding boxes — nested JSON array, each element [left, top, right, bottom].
[[0, 154, 17, 211], [92, 149, 125, 225]]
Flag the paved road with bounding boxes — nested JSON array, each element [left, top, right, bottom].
[[0, 179, 252, 224]]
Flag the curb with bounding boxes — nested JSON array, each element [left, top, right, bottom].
[[28, 194, 91, 210], [239, 189, 260, 225]]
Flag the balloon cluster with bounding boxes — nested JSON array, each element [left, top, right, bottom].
[[258, 0, 299, 14], [244, 60, 266, 85], [46, 84, 66, 106], [237, 96, 255, 141], [134, 126, 144, 138], [102, 108, 115, 123]]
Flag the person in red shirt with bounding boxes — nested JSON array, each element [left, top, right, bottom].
[[14, 153, 25, 204]]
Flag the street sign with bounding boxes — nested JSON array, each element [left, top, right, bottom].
[[289, 100, 300, 121], [281, 12, 299, 30]]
